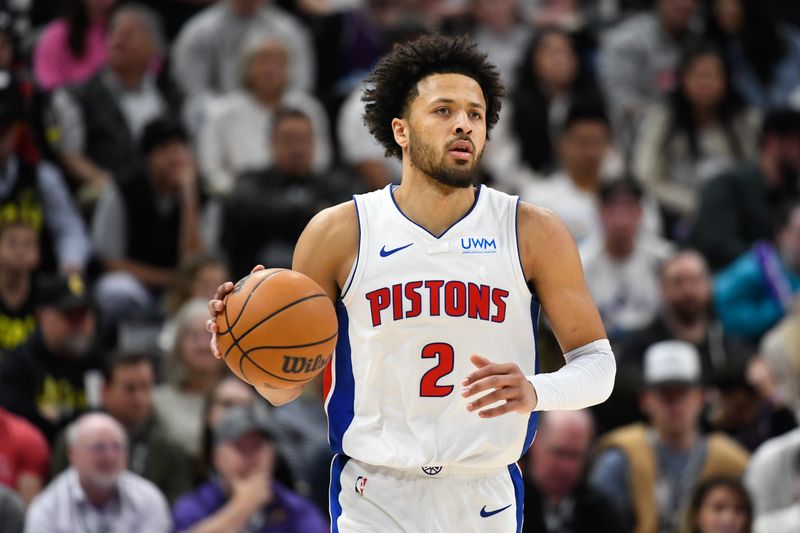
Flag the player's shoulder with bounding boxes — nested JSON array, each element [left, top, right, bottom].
[[297, 200, 359, 258], [516, 201, 579, 280], [517, 201, 572, 244]]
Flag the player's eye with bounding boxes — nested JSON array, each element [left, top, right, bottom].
[[435, 107, 450, 116], [470, 111, 482, 120]]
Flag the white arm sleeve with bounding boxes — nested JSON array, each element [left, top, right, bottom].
[[527, 339, 616, 411]]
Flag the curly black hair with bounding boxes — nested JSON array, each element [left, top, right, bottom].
[[362, 34, 505, 159]]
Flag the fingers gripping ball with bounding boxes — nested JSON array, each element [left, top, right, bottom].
[[216, 269, 338, 390]]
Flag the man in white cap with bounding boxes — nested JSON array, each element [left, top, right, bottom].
[[589, 340, 749, 533]]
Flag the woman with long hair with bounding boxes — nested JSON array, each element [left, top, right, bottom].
[[510, 26, 600, 176], [33, 0, 116, 90], [633, 43, 760, 237], [706, 0, 800, 110]]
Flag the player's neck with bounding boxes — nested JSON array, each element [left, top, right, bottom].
[[393, 173, 477, 237]]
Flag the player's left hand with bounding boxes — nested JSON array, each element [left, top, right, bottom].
[[461, 355, 538, 417]]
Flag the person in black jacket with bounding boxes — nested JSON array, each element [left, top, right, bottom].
[[222, 107, 359, 278], [0, 273, 102, 443], [91, 116, 205, 324], [523, 410, 628, 533], [688, 109, 800, 271]]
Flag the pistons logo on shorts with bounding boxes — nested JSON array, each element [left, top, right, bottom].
[[355, 476, 368, 496], [421, 466, 442, 476]]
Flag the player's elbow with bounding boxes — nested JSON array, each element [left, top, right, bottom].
[[596, 350, 617, 405]]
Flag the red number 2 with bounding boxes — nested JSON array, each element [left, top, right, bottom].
[[420, 343, 455, 397]]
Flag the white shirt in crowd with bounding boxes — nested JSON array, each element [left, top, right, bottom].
[[579, 235, 674, 338], [24, 468, 171, 533], [198, 90, 333, 196]]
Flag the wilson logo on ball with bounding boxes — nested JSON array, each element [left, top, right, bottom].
[[281, 354, 331, 374]]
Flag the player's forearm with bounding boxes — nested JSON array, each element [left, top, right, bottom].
[[528, 339, 616, 411]]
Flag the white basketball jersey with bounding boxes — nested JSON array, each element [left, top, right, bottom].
[[324, 184, 540, 469]]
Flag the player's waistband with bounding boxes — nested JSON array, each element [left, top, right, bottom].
[[342, 456, 511, 479]]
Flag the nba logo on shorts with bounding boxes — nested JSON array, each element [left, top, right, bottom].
[[421, 466, 442, 476], [355, 476, 368, 496]]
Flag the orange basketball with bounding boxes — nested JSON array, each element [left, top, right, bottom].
[[216, 269, 338, 390]]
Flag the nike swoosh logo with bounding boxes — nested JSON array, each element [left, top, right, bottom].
[[379, 243, 414, 257], [480, 504, 512, 518]]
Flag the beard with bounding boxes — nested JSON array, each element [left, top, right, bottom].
[[670, 299, 707, 325], [407, 128, 482, 189], [60, 333, 93, 358]]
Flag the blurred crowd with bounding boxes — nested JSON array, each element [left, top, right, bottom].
[[1, 0, 800, 531]]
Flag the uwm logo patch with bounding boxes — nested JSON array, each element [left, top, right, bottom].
[[460, 237, 497, 254]]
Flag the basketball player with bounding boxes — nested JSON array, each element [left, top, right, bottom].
[[207, 35, 616, 532]]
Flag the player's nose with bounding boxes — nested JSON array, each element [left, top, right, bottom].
[[451, 110, 473, 135]]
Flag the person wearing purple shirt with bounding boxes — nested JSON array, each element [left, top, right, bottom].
[[172, 404, 327, 533]]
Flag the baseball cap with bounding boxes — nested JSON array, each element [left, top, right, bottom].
[[38, 273, 91, 312], [643, 340, 701, 387], [214, 404, 274, 446]]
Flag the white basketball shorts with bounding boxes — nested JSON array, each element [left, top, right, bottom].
[[329, 455, 524, 532]]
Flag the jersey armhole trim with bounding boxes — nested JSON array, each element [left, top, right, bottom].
[[340, 197, 362, 300], [512, 197, 533, 294]]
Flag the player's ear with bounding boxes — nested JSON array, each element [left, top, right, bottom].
[[392, 118, 409, 149]]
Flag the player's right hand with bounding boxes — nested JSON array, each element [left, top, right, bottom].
[[207, 264, 265, 359]]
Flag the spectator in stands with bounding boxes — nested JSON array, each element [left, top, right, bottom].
[[0, 407, 49, 504], [198, 35, 331, 197], [622, 251, 727, 378], [0, 485, 23, 533], [634, 43, 761, 237], [222, 108, 356, 276], [172, 404, 327, 533], [706, 0, 800, 110], [50, 4, 172, 188], [590, 340, 749, 533], [713, 203, 800, 344], [197, 377, 300, 496], [598, 0, 701, 151], [746, 430, 800, 526], [520, 103, 660, 246], [484, 27, 600, 191], [33, 0, 117, 90], [0, 72, 90, 275], [685, 477, 752, 533], [172, 0, 315, 132], [600, 250, 728, 432], [522, 410, 627, 533], [520, 103, 611, 245], [702, 358, 796, 452], [154, 299, 223, 458], [0, 221, 40, 353], [580, 178, 673, 341], [25, 412, 171, 533], [689, 109, 800, 271], [91, 117, 204, 324], [197, 376, 258, 481], [50, 352, 194, 503], [0, 273, 102, 443]]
